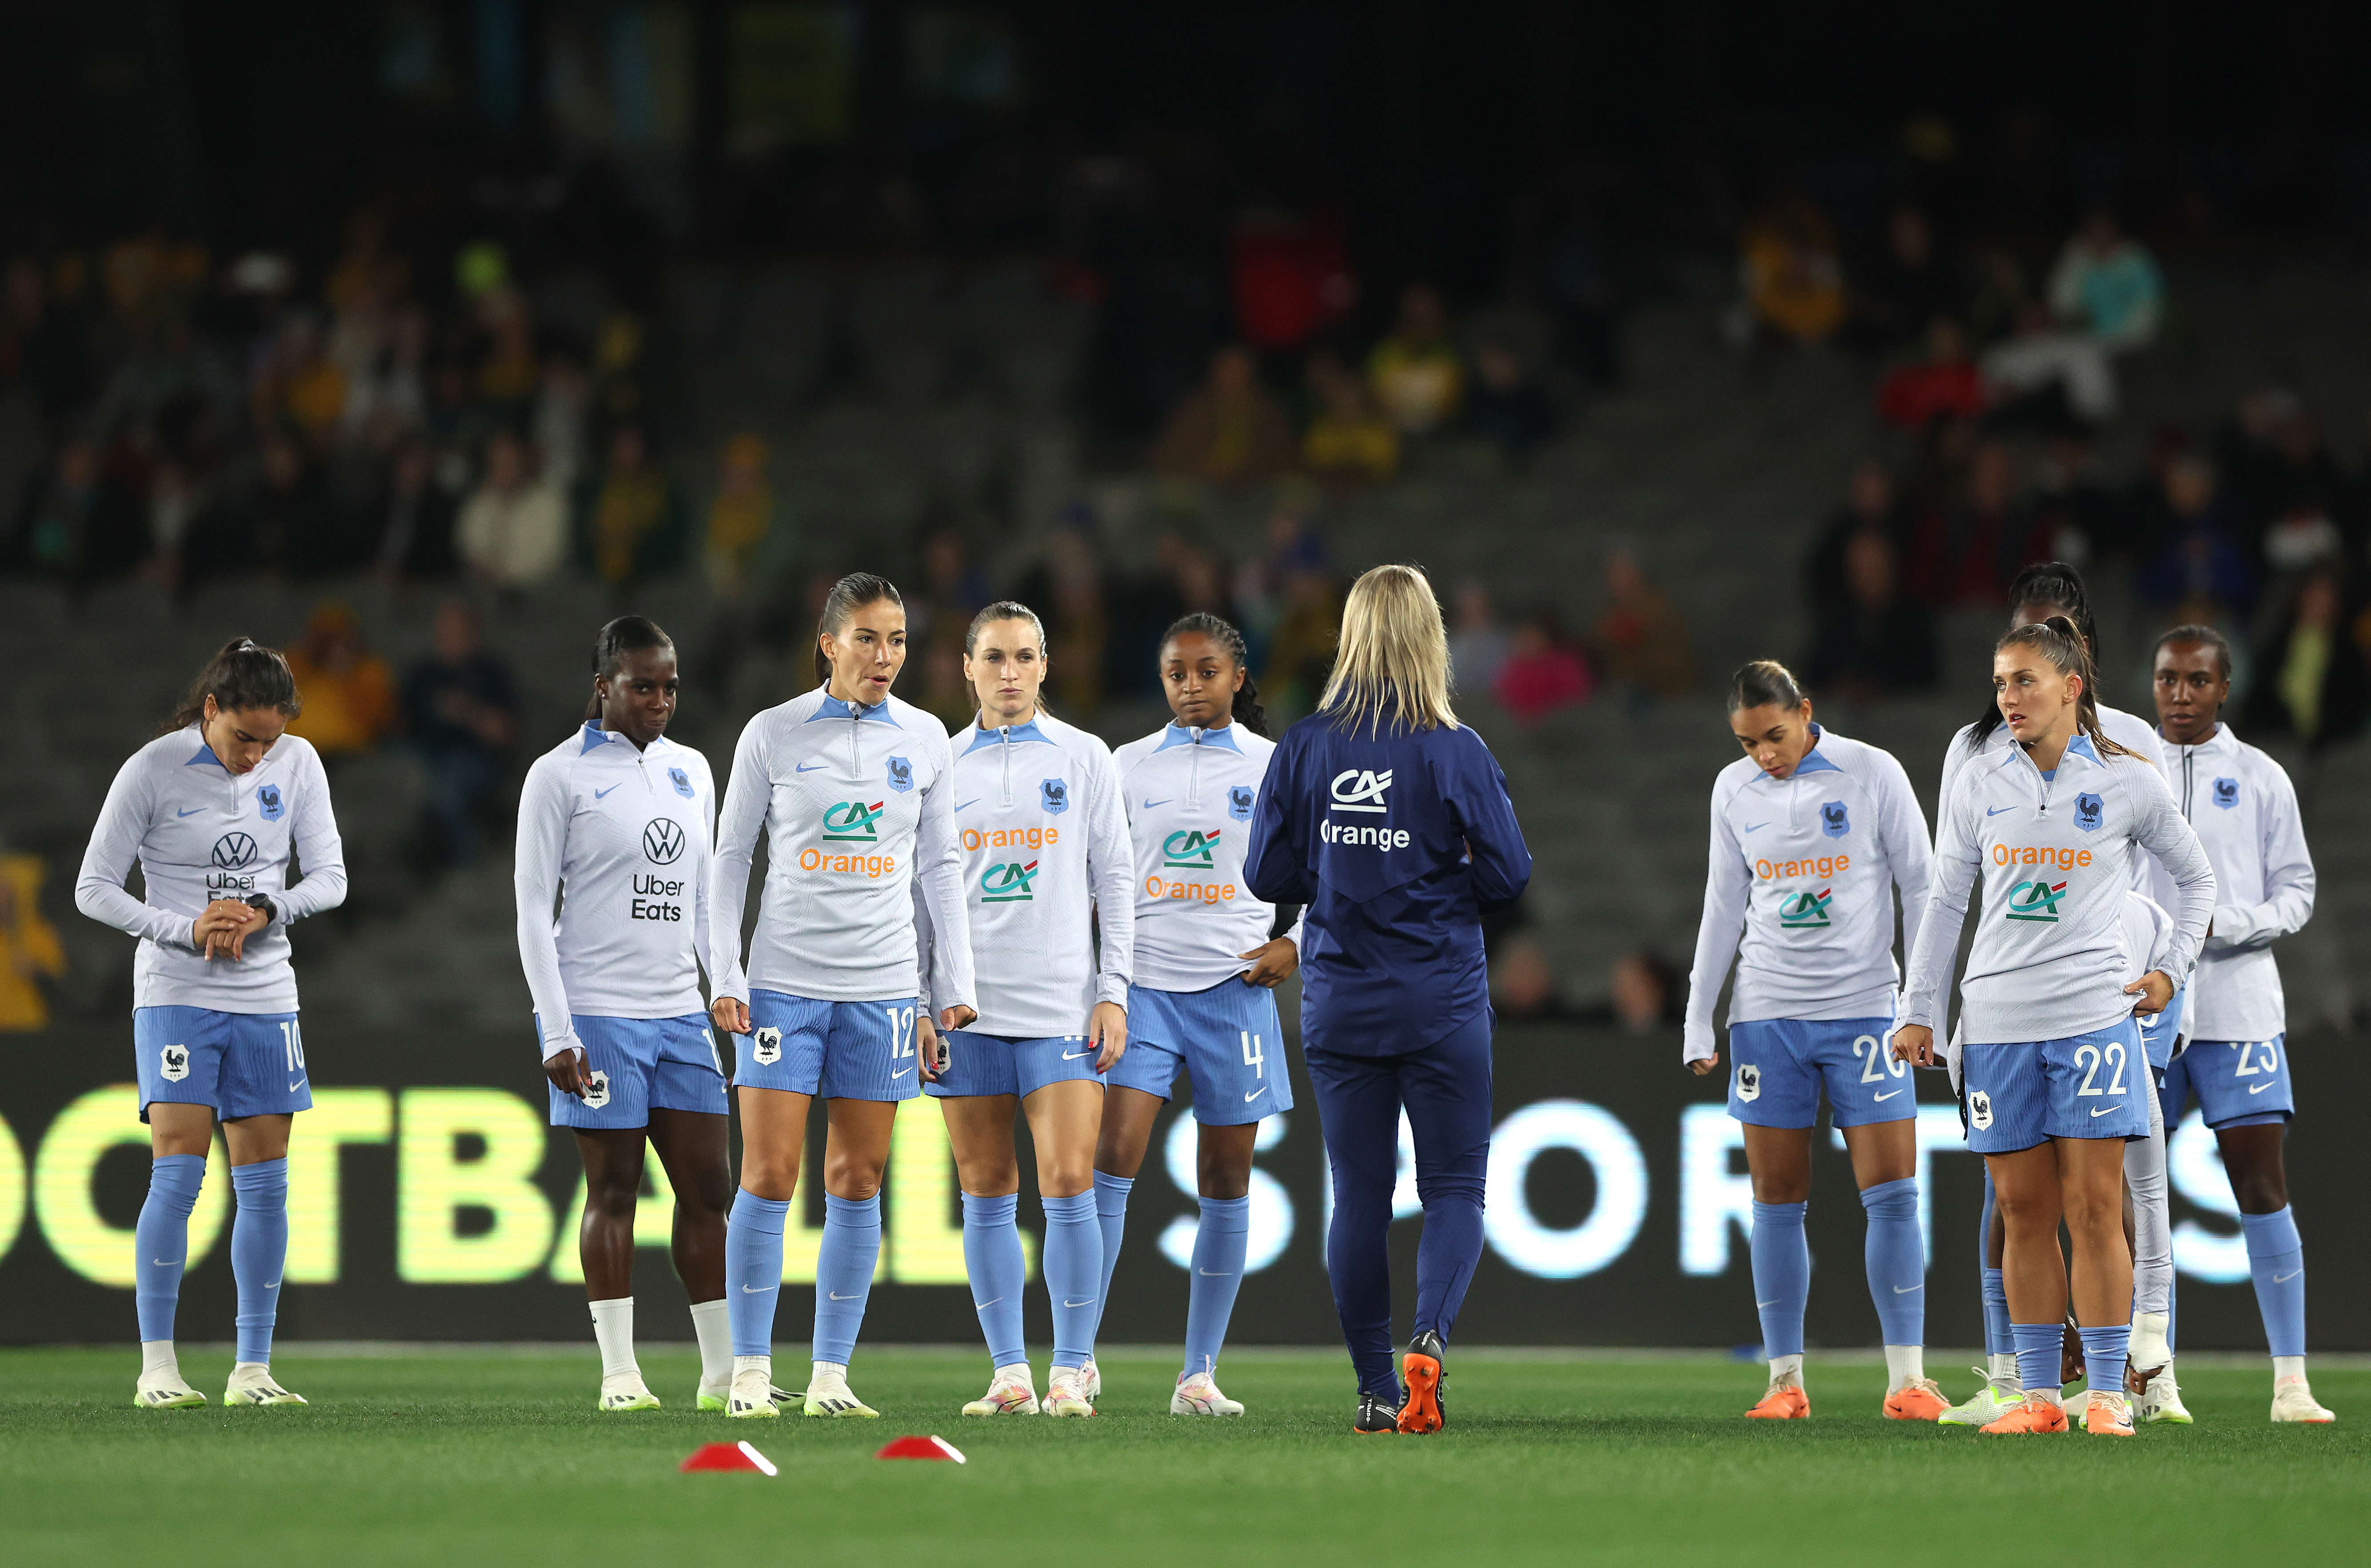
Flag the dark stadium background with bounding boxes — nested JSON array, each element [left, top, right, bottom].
[[4, 1, 2371, 1347]]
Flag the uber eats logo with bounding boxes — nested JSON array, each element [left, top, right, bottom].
[[822, 801, 886, 843], [2006, 879, 2068, 922], [1778, 887, 1832, 929], [981, 860, 1039, 903], [1163, 828, 1220, 870]]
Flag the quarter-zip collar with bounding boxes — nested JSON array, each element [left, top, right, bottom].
[[2160, 721, 2232, 819], [965, 716, 1051, 807], [813, 690, 897, 722], [1997, 728, 2101, 817], [1153, 721, 1241, 754]]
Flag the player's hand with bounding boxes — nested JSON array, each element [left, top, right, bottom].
[[938, 1004, 976, 1034], [1688, 1052, 1720, 1076], [1087, 1000, 1128, 1073], [915, 1012, 948, 1083], [2125, 969, 2174, 1015], [1892, 1024, 1938, 1068], [193, 899, 250, 959], [1237, 937, 1299, 988], [711, 996, 751, 1035], [544, 1047, 594, 1099]]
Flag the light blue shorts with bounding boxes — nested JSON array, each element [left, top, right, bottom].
[[134, 1006, 312, 1123], [1725, 1016, 1912, 1129], [1962, 1017, 2150, 1153], [735, 989, 922, 1101], [2161, 1034, 2292, 1130], [2135, 980, 2182, 1070], [540, 1012, 726, 1129], [1104, 979, 1292, 1125], [926, 1031, 1105, 1100]]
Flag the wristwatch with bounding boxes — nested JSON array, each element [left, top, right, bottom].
[[242, 893, 279, 925]]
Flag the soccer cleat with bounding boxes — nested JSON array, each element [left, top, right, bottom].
[[134, 1377, 207, 1409], [1076, 1358, 1101, 1404], [2133, 1366, 2192, 1425], [803, 1371, 879, 1419], [2083, 1391, 2135, 1436], [2270, 1377, 2335, 1424], [1353, 1391, 1400, 1435], [597, 1375, 661, 1412], [1042, 1367, 1094, 1417], [1171, 1371, 1244, 1417], [699, 1379, 800, 1412], [726, 1365, 780, 1419], [1937, 1369, 2023, 1427], [1883, 1378, 1950, 1421], [1978, 1393, 2070, 1434], [962, 1364, 1041, 1417], [1744, 1381, 1810, 1420], [223, 1365, 307, 1406], [1397, 1329, 1447, 1433]]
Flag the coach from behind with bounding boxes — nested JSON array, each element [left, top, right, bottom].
[[1246, 563, 1532, 1437]]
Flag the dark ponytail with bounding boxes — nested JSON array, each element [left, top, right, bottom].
[[1968, 612, 2133, 758], [1726, 658, 1805, 713], [1161, 612, 1267, 735], [814, 572, 904, 688], [2006, 560, 2100, 668], [164, 637, 301, 733], [585, 615, 675, 721]]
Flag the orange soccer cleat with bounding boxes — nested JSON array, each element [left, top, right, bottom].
[[2082, 1392, 2136, 1436], [1396, 1330, 1447, 1434], [1745, 1382, 1810, 1420], [1978, 1393, 2070, 1434], [1883, 1378, 1951, 1421]]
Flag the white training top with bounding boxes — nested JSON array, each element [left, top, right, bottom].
[[75, 724, 348, 1013], [513, 723, 715, 1061], [709, 687, 975, 1011], [1111, 720, 1302, 993], [2149, 723, 2314, 1042], [913, 711, 1134, 1038], [1683, 726, 1932, 1065], [1902, 732, 2215, 1044], [1938, 700, 2166, 892]]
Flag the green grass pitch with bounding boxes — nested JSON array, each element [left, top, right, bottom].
[[3, 1347, 2363, 1565]]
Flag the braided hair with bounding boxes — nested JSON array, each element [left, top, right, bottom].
[[1162, 612, 1268, 735], [585, 615, 675, 721], [164, 637, 301, 733]]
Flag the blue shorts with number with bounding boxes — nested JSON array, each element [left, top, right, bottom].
[[926, 1031, 1104, 1100], [541, 1012, 726, 1130], [736, 990, 921, 1101], [1104, 980, 1292, 1126], [1962, 1017, 2150, 1153], [2161, 1034, 2292, 1130], [133, 1006, 312, 1124], [1725, 1016, 1910, 1129], [2136, 980, 2183, 1071]]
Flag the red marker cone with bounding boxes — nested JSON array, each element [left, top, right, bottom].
[[680, 1441, 778, 1475], [875, 1434, 966, 1464]]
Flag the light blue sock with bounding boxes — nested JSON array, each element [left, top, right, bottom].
[[813, 1192, 882, 1367], [725, 1188, 789, 1358], [1749, 1200, 1809, 1359], [1089, 1171, 1133, 1346], [2240, 1206, 2307, 1358], [1979, 1171, 2012, 1358], [134, 1155, 206, 1344], [229, 1159, 289, 1365], [1859, 1178, 1922, 1347], [2011, 1322, 2062, 1395], [1183, 1195, 1251, 1377], [1039, 1191, 1100, 1367], [2078, 1322, 2129, 1397], [961, 1192, 1026, 1368]]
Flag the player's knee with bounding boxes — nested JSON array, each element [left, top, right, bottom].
[[1036, 1152, 1095, 1199], [1414, 1171, 1485, 1211], [2231, 1169, 2287, 1214], [739, 1156, 801, 1201], [822, 1155, 883, 1202]]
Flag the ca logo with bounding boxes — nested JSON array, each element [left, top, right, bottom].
[[981, 860, 1039, 903], [822, 801, 885, 843], [1162, 828, 1219, 869], [1329, 768, 1392, 814], [1736, 1063, 1761, 1102], [643, 818, 686, 865], [1969, 1090, 1993, 1130], [752, 1027, 783, 1066], [159, 1044, 191, 1083]]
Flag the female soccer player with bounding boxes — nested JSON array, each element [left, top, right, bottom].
[[1682, 659, 1947, 1421], [75, 637, 347, 1408], [709, 573, 977, 1420], [2149, 625, 2331, 1422], [515, 616, 743, 1412], [1245, 564, 1531, 1436], [1895, 616, 2214, 1438], [1932, 562, 2186, 1427], [919, 600, 1133, 1420], [1090, 612, 1302, 1418]]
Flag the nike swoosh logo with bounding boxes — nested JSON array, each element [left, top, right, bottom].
[[1986, 805, 2015, 816], [976, 1297, 1004, 1309], [795, 762, 828, 774], [1872, 1090, 1902, 1101], [2275, 1270, 2301, 1284], [1755, 1299, 1779, 1308], [956, 798, 981, 812], [1743, 822, 1769, 833], [1893, 1284, 1922, 1294], [2248, 1081, 2275, 1094], [829, 1291, 860, 1301], [1061, 1048, 1092, 1060], [594, 784, 621, 799], [177, 806, 203, 818], [264, 1280, 280, 1290], [153, 1258, 182, 1267], [1063, 1298, 1093, 1308], [891, 1068, 913, 1079], [1143, 798, 1171, 810], [2091, 1106, 2118, 1116], [741, 1283, 775, 1294], [1198, 1270, 1233, 1278], [1243, 1088, 1266, 1101], [288, 1079, 306, 1092]]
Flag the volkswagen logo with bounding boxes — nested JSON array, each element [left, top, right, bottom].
[[643, 818, 686, 865], [211, 832, 258, 870]]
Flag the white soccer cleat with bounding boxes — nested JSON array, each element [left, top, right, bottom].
[[222, 1364, 306, 1406], [2134, 1366, 2192, 1425], [598, 1374, 662, 1412], [2271, 1376, 2335, 1424], [1936, 1368, 2023, 1427], [803, 1367, 879, 1419], [1042, 1366, 1094, 1417], [134, 1373, 207, 1409], [702, 1379, 803, 1412], [726, 1365, 780, 1419], [961, 1363, 1041, 1417], [1076, 1357, 1101, 1403], [1170, 1370, 1244, 1417]]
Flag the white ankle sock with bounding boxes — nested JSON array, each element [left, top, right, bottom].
[[140, 1341, 181, 1381], [2129, 1311, 2170, 1373], [1988, 1351, 2022, 1387], [1883, 1345, 1923, 1389], [588, 1297, 639, 1381], [810, 1360, 849, 1390], [732, 1353, 771, 1383], [1767, 1353, 1803, 1385], [2274, 1355, 2306, 1384], [689, 1299, 731, 1387]]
